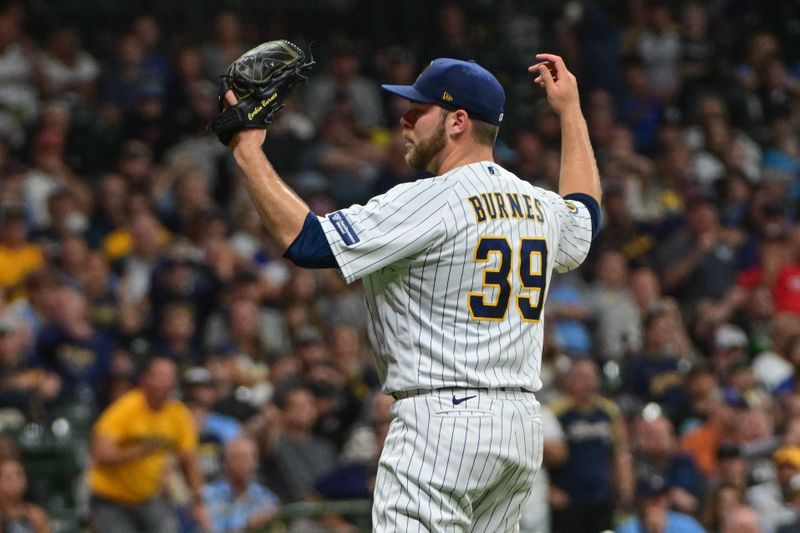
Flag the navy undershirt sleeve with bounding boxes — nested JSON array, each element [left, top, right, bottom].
[[283, 211, 338, 268], [564, 192, 602, 241]]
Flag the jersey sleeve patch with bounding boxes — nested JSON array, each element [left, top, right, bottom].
[[563, 192, 601, 240], [327, 210, 361, 245]]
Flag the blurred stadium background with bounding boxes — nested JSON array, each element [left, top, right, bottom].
[[2, 0, 800, 532]]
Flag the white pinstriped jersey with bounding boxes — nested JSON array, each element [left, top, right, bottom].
[[318, 161, 593, 394]]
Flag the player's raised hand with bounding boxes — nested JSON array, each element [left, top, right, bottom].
[[220, 89, 268, 149], [529, 53, 580, 116]]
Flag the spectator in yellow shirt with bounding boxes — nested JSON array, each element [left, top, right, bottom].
[[0, 210, 43, 293], [88, 356, 209, 533]]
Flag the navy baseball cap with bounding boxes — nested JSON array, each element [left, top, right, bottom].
[[382, 58, 505, 125]]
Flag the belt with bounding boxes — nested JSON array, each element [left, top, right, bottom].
[[391, 386, 532, 400]]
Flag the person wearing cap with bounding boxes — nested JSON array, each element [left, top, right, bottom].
[[182, 366, 242, 479], [616, 475, 707, 533], [632, 414, 703, 515], [747, 445, 800, 533], [706, 323, 752, 385], [219, 49, 601, 530]]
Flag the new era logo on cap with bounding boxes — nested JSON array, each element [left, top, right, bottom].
[[382, 58, 505, 125]]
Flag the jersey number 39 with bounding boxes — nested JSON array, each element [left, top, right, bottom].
[[468, 237, 548, 322]]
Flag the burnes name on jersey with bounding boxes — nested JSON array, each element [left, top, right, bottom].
[[466, 164, 546, 223], [467, 191, 545, 223]]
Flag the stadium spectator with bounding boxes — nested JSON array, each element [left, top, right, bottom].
[[200, 11, 248, 85], [657, 192, 745, 306], [680, 390, 740, 478], [737, 225, 800, 318], [152, 301, 200, 369], [0, 2, 40, 149], [34, 285, 114, 405], [778, 482, 800, 533], [38, 26, 99, 104], [721, 506, 763, 533], [615, 474, 706, 533], [0, 315, 59, 420], [748, 445, 800, 533], [632, 413, 703, 515], [31, 187, 87, 251], [312, 391, 394, 530], [545, 273, 593, 357], [182, 365, 241, 479], [549, 358, 634, 533], [88, 356, 208, 533], [0, 209, 44, 294], [259, 381, 337, 503], [100, 33, 164, 118], [203, 435, 280, 533], [203, 269, 289, 356], [303, 39, 385, 130], [0, 458, 50, 533], [587, 249, 643, 361], [624, 305, 691, 418]]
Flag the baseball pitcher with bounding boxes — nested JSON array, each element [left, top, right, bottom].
[[211, 41, 601, 532]]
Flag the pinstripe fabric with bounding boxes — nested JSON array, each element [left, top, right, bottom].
[[318, 161, 592, 531], [318, 161, 593, 394], [373, 391, 542, 532]]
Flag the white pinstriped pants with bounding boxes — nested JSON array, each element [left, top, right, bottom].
[[373, 389, 543, 532]]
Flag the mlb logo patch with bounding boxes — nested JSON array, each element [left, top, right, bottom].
[[328, 211, 360, 245]]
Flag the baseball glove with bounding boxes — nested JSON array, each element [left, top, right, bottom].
[[209, 39, 313, 145]]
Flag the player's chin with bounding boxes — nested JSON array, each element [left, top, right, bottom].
[[403, 150, 414, 167], [403, 149, 419, 170], [404, 149, 429, 172], [403, 142, 415, 160]]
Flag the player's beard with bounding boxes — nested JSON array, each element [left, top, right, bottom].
[[405, 118, 446, 173]]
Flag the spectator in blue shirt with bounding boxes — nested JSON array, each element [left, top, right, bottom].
[[183, 366, 242, 480], [633, 412, 704, 516], [34, 285, 114, 404], [617, 475, 707, 533], [203, 436, 280, 533]]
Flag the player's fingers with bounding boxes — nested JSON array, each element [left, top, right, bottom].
[[535, 53, 568, 77], [224, 89, 238, 107], [536, 64, 556, 91]]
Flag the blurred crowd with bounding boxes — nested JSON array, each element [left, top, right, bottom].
[[2, 0, 800, 532]]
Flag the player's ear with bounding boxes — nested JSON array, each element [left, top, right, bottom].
[[449, 109, 469, 134]]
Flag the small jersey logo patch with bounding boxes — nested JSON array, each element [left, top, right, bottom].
[[452, 395, 476, 405], [564, 200, 578, 213], [328, 211, 360, 245]]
